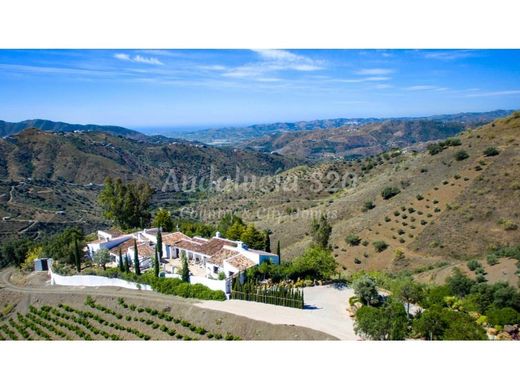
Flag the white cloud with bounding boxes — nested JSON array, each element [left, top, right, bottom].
[[405, 85, 438, 91], [199, 65, 228, 71], [466, 89, 520, 97], [223, 49, 324, 78], [355, 68, 394, 76], [338, 76, 391, 83], [114, 53, 163, 65], [422, 50, 475, 60]]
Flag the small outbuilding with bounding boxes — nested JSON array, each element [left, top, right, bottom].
[[34, 258, 49, 272]]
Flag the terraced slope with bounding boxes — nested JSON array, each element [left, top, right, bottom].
[[194, 112, 520, 284]]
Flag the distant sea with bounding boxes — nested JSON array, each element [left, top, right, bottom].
[[132, 123, 246, 137]]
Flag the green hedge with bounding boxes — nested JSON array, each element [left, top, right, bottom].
[[148, 277, 226, 301]]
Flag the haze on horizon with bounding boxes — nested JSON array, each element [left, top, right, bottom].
[[0, 49, 519, 132]]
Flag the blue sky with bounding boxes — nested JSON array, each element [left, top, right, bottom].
[[0, 49, 519, 133]]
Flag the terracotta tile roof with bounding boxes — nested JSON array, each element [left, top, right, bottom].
[[200, 237, 237, 256], [207, 248, 238, 266], [136, 242, 156, 258], [192, 237, 209, 244], [108, 239, 135, 256], [225, 254, 255, 271], [162, 232, 190, 245], [175, 239, 204, 253]]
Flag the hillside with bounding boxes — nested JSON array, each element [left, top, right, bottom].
[[172, 110, 513, 146], [243, 119, 468, 159], [192, 112, 520, 286], [0, 119, 147, 140], [0, 128, 299, 239]]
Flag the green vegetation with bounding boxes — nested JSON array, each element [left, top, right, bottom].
[[362, 200, 376, 212], [92, 248, 110, 270], [310, 215, 332, 250], [346, 233, 361, 246], [180, 252, 190, 283], [355, 297, 408, 340], [152, 208, 174, 231], [381, 186, 401, 200], [0, 238, 33, 268], [147, 277, 226, 300], [467, 259, 482, 272], [352, 275, 380, 306], [483, 146, 500, 157], [454, 150, 469, 161], [427, 137, 462, 155], [98, 177, 153, 229], [288, 246, 337, 280], [351, 266, 520, 340], [232, 278, 304, 309], [372, 240, 389, 253], [216, 213, 269, 250], [133, 240, 140, 276]]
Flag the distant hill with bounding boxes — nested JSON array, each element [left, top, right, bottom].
[[0, 128, 298, 186], [192, 111, 520, 286], [172, 110, 514, 146], [243, 119, 469, 159], [0, 119, 147, 140], [0, 128, 300, 239]]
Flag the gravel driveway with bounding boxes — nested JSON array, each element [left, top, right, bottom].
[[196, 283, 358, 340]]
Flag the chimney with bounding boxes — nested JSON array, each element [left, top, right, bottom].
[[236, 241, 248, 251], [215, 231, 221, 238]]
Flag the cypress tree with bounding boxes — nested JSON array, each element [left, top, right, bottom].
[[124, 254, 130, 273], [74, 238, 81, 273], [133, 240, 141, 276], [276, 240, 281, 264], [263, 230, 271, 253], [118, 247, 124, 272], [180, 252, 190, 283], [156, 229, 163, 260], [153, 247, 160, 278]]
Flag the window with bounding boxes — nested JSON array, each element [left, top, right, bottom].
[[213, 266, 218, 274]]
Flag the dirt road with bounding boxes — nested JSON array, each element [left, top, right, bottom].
[[197, 284, 358, 340]]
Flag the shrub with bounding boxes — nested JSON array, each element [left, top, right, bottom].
[[486, 254, 500, 266], [483, 147, 499, 157], [394, 211, 400, 216], [466, 259, 482, 272], [381, 187, 401, 200], [416, 194, 424, 201], [427, 143, 443, 155], [362, 201, 376, 212], [148, 278, 226, 300], [346, 234, 362, 246], [486, 307, 520, 326], [373, 241, 389, 253], [454, 150, 469, 161]]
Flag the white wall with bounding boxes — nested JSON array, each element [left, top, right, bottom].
[[164, 273, 226, 292], [49, 268, 152, 291]]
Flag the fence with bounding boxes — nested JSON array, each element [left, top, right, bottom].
[[49, 267, 153, 291], [231, 288, 304, 309]]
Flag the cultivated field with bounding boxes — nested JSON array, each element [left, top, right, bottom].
[[0, 269, 334, 340]]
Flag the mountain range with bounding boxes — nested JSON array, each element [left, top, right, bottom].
[[168, 109, 514, 145], [193, 111, 520, 285]]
